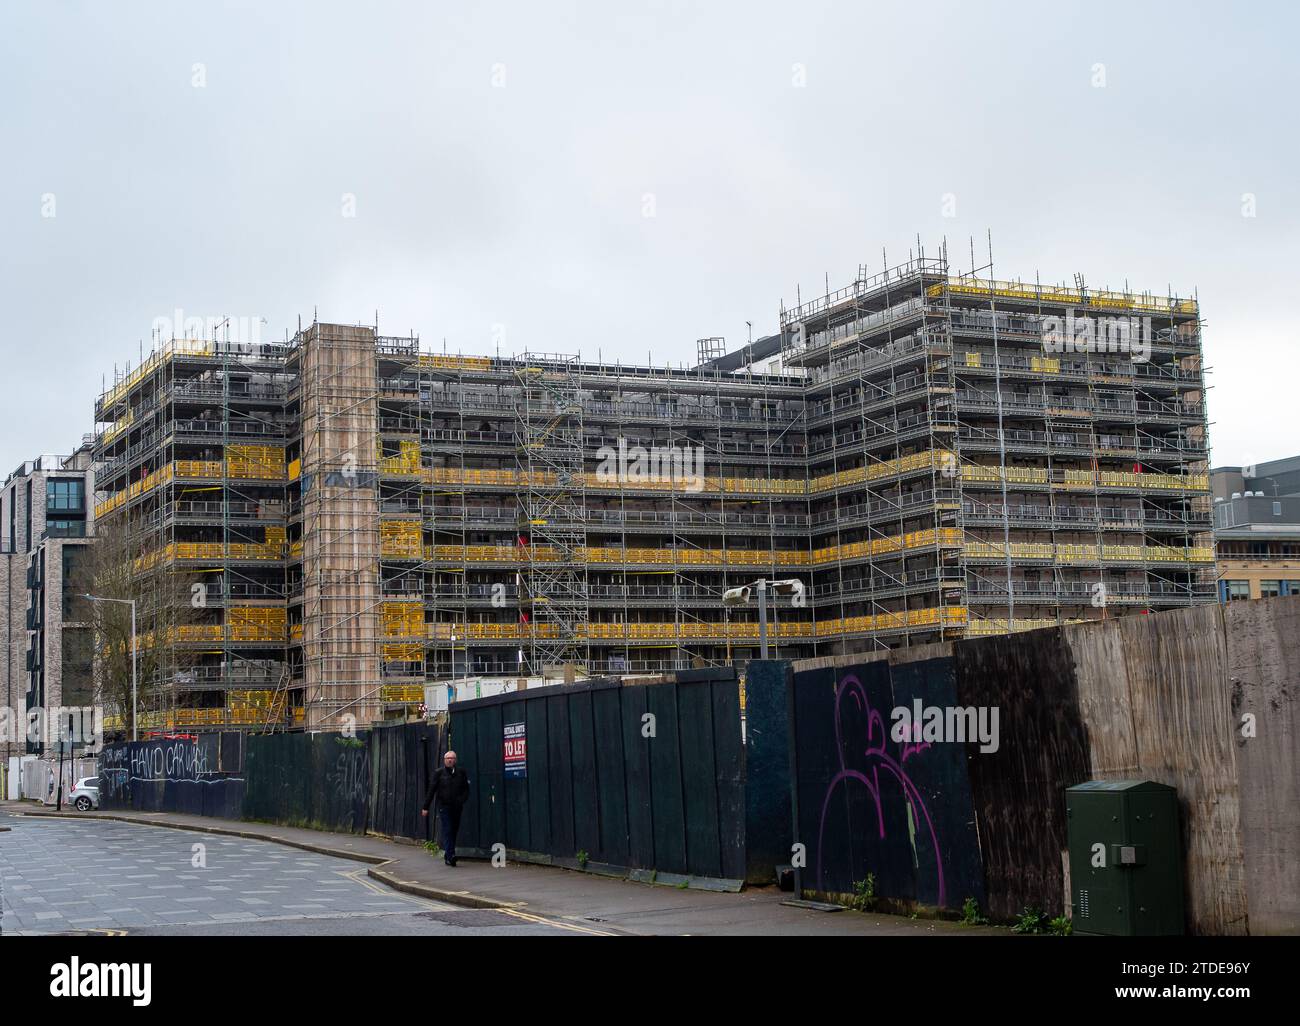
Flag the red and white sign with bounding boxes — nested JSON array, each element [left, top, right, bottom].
[[503, 721, 527, 779]]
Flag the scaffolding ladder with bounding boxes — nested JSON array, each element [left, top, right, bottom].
[[514, 353, 590, 676]]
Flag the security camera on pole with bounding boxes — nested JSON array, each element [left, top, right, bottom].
[[722, 578, 805, 659]]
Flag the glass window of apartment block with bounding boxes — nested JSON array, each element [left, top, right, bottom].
[[1260, 580, 1283, 598], [46, 478, 84, 512], [61, 628, 94, 704], [62, 547, 88, 617], [1225, 580, 1250, 602]]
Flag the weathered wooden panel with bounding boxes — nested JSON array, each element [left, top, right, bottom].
[[792, 667, 852, 894], [313, 733, 371, 833], [620, 685, 654, 869], [218, 731, 244, 774], [445, 674, 741, 879], [370, 721, 444, 840], [568, 690, 600, 861], [451, 707, 481, 847], [646, 682, 688, 874], [525, 698, 552, 855], [1224, 595, 1300, 935], [475, 702, 505, 850], [743, 660, 793, 884], [888, 652, 985, 910], [955, 629, 1092, 921], [786, 645, 986, 911], [545, 693, 575, 857], [1062, 620, 1141, 777], [1110, 605, 1247, 936], [678, 681, 722, 878], [102, 738, 244, 819], [712, 679, 747, 882], [242, 732, 370, 833], [591, 687, 630, 865]]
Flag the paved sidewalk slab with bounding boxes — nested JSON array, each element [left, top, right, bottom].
[[2, 803, 1002, 936]]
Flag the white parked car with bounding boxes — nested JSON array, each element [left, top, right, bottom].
[[68, 777, 99, 811]]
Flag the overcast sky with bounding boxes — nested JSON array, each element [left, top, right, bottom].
[[1, 0, 1295, 474]]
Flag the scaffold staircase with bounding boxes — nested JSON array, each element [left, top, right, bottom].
[[514, 353, 590, 676]]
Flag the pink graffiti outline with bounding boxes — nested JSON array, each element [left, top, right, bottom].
[[814, 673, 947, 906]]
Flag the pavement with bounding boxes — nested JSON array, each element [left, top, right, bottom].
[[1, 801, 1003, 936], [0, 813, 580, 936]]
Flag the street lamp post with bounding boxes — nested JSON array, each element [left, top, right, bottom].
[[721, 578, 805, 660], [84, 594, 137, 742]]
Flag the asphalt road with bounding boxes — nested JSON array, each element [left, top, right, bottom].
[[0, 814, 581, 936]]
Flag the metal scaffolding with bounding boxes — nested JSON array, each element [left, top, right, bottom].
[[513, 353, 590, 675], [89, 248, 1214, 731]]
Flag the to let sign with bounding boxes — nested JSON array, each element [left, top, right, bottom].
[[503, 721, 527, 779]]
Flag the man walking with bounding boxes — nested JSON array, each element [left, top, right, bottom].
[[421, 749, 470, 866]]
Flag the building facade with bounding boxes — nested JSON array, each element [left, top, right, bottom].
[[1212, 455, 1300, 601], [785, 258, 1213, 643], [90, 255, 1214, 733], [1, 441, 96, 764]]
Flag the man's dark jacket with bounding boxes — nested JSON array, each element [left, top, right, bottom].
[[422, 765, 470, 812]]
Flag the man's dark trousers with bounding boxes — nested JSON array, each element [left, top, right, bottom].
[[437, 804, 463, 862]]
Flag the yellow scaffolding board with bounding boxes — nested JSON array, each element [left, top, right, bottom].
[[379, 439, 421, 476], [382, 601, 425, 639], [926, 279, 1197, 315], [380, 520, 423, 559], [418, 354, 492, 372], [224, 444, 287, 480], [381, 684, 425, 702], [382, 643, 424, 663]]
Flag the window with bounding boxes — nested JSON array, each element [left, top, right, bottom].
[[1260, 580, 1283, 598], [46, 520, 85, 538], [1224, 580, 1250, 602], [1274, 502, 1283, 517], [46, 479, 84, 512], [62, 547, 87, 618], [61, 628, 94, 704]]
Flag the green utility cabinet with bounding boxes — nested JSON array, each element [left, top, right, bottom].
[[1065, 780, 1185, 936]]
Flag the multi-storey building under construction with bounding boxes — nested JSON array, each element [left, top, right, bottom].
[[91, 253, 1213, 733]]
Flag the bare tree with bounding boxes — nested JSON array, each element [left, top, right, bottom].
[[72, 511, 206, 740]]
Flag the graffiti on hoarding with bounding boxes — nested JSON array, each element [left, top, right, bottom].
[[815, 672, 947, 906], [99, 739, 228, 801]]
